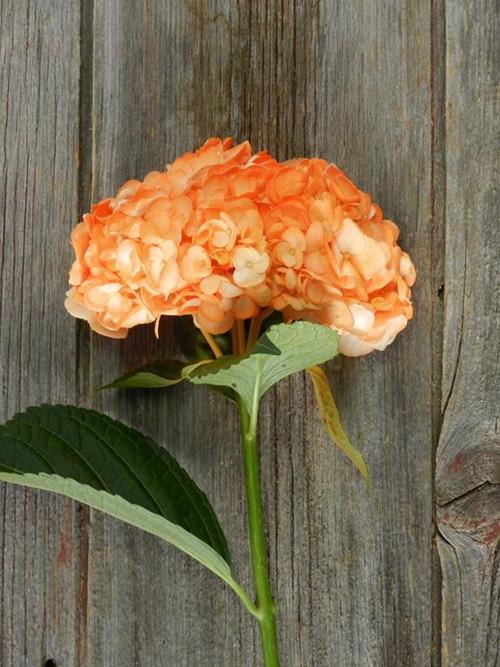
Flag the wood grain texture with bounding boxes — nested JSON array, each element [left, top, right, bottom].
[[436, 1, 500, 665], [86, 3, 254, 665], [0, 1, 84, 665], [85, 1, 435, 665], [0, 0, 498, 665]]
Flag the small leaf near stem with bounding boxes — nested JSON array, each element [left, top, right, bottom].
[[187, 322, 338, 413], [307, 365, 369, 480], [101, 360, 186, 389]]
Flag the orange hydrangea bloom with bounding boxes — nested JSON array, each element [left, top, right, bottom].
[[66, 138, 275, 336], [66, 138, 415, 355], [265, 157, 416, 355]]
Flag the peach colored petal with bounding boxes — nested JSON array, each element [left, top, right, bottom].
[[194, 300, 235, 334], [233, 295, 258, 320], [179, 245, 212, 283]]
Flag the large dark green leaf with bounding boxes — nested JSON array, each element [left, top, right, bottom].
[[0, 405, 228, 560], [0, 405, 261, 614]]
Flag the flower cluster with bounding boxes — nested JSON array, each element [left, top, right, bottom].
[[66, 138, 415, 356]]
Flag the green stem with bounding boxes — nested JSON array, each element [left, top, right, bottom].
[[237, 394, 281, 667]]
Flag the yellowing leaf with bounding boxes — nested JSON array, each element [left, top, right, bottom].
[[307, 366, 369, 480]]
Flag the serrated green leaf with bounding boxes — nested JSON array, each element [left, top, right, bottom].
[[0, 405, 229, 560], [307, 366, 369, 480], [102, 360, 187, 389], [0, 405, 260, 615], [186, 322, 338, 412]]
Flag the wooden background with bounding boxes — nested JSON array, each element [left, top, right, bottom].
[[1, 1, 498, 665]]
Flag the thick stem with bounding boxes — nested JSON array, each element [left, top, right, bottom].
[[237, 396, 281, 667]]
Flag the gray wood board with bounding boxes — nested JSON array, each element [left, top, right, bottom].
[[436, 1, 500, 666], [0, 0, 498, 666], [0, 1, 85, 665], [86, 1, 434, 665]]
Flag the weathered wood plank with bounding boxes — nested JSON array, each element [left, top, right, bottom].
[[11, 0, 500, 665], [0, 1, 83, 665], [86, 1, 435, 666], [436, 1, 500, 665], [282, 1, 435, 663], [86, 2, 254, 665]]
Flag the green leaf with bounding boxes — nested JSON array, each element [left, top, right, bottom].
[[307, 366, 369, 480], [0, 405, 233, 563], [102, 360, 187, 389], [104, 357, 238, 403], [0, 405, 261, 615], [186, 321, 338, 412]]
